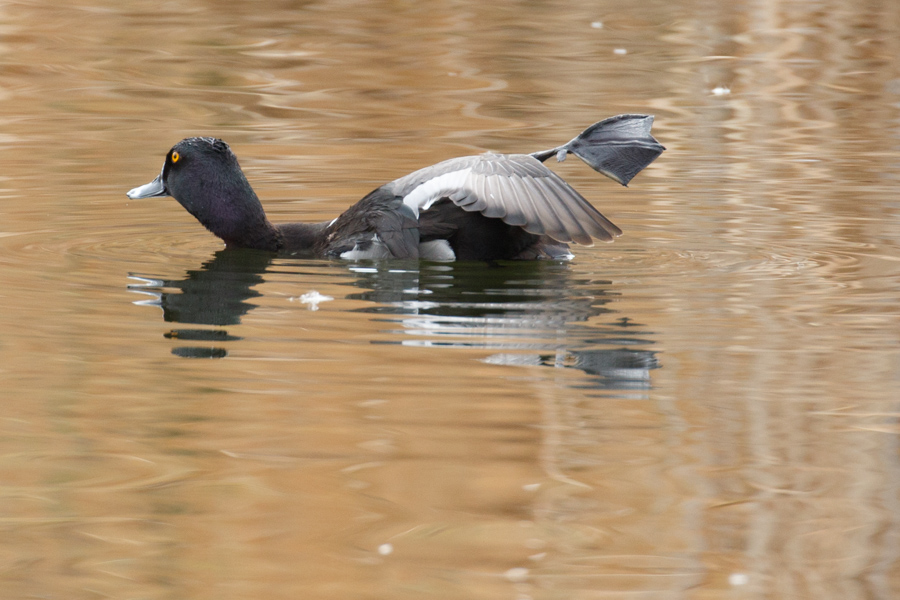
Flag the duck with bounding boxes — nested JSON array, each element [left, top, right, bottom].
[[127, 114, 664, 261]]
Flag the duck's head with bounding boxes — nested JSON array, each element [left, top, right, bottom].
[[127, 137, 274, 247]]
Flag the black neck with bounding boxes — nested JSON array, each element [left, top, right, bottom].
[[274, 221, 331, 254], [221, 219, 284, 252]]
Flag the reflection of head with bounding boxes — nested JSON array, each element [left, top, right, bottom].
[[129, 249, 274, 358], [155, 250, 272, 326]]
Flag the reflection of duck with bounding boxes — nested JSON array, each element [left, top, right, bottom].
[[130, 249, 272, 326], [346, 262, 660, 390], [130, 254, 660, 387], [128, 249, 273, 358], [127, 115, 663, 261]]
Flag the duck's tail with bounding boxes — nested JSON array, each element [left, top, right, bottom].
[[530, 114, 665, 186]]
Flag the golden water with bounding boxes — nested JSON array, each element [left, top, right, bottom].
[[0, 1, 898, 598]]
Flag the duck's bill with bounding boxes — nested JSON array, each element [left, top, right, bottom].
[[127, 168, 168, 199]]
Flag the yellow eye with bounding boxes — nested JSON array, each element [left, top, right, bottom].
[[171, 151, 180, 163]]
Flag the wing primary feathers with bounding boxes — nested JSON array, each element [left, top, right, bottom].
[[532, 177, 593, 244], [555, 177, 622, 241], [503, 174, 542, 231], [520, 174, 571, 239]]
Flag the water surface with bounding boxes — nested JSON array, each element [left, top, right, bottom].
[[1, 1, 899, 598]]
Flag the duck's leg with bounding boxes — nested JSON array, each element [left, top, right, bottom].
[[530, 114, 665, 186]]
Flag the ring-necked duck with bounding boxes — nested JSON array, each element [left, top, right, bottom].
[[127, 114, 663, 261]]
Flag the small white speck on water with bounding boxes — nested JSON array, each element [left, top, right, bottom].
[[290, 290, 333, 311], [613, 48, 627, 55], [504, 567, 529, 583], [378, 543, 393, 556]]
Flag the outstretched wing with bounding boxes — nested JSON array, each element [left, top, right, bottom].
[[389, 153, 621, 246]]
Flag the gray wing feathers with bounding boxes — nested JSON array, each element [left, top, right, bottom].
[[393, 152, 622, 246], [502, 175, 534, 228], [534, 178, 594, 244], [393, 153, 621, 246]]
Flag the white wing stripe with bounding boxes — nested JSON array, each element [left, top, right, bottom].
[[401, 168, 472, 216]]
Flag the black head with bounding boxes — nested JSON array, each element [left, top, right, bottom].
[[127, 137, 277, 248]]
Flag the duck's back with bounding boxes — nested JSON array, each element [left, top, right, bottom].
[[316, 151, 621, 261]]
